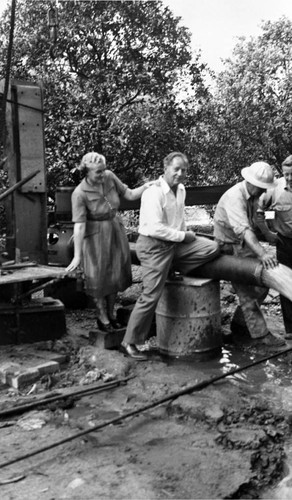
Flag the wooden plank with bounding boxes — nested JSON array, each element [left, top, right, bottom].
[[0, 265, 67, 285]]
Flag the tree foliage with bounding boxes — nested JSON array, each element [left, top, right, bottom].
[[211, 16, 292, 178], [0, 0, 211, 194], [3, 2, 290, 190]]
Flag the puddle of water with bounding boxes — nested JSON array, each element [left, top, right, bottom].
[[163, 346, 292, 389], [164, 346, 262, 384]]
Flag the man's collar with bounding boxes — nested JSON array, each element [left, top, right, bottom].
[[159, 175, 184, 194]]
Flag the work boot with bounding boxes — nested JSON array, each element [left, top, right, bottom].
[[257, 332, 286, 347]]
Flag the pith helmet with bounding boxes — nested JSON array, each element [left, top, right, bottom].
[[241, 162, 277, 189]]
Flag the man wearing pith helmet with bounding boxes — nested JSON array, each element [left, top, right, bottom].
[[214, 161, 286, 347]]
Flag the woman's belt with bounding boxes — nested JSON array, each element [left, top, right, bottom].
[[87, 210, 116, 221]]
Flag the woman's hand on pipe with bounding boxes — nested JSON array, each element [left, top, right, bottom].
[[66, 257, 82, 273]]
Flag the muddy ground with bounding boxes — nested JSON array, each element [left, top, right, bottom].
[[0, 270, 292, 500]]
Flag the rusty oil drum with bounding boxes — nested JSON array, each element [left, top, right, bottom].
[[156, 277, 222, 359]]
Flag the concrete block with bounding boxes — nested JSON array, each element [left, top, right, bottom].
[[48, 354, 68, 365], [36, 360, 60, 375], [88, 328, 126, 349], [7, 367, 40, 389], [0, 362, 21, 384]]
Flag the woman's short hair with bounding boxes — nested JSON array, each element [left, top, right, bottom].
[[163, 152, 189, 169], [79, 152, 106, 175]]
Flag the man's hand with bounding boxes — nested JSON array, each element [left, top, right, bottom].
[[183, 231, 197, 243], [259, 251, 278, 269]]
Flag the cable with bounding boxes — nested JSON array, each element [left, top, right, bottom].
[[0, 377, 132, 419]]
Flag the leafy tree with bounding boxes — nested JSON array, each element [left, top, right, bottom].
[[211, 16, 292, 178], [0, 0, 210, 194]]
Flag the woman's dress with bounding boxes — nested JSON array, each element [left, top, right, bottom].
[[71, 171, 132, 298]]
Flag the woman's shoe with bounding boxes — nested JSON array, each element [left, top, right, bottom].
[[120, 343, 148, 361], [109, 318, 123, 330], [96, 317, 114, 332]]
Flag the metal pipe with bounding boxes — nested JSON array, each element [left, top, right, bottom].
[[194, 256, 292, 302], [130, 244, 263, 286], [0, 346, 291, 470], [192, 254, 263, 286], [130, 244, 292, 301]]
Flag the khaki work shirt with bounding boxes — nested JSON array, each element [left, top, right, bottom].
[[214, 181, 257, 244]]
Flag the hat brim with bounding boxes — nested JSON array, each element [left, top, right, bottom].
[[241, 167, 277, 189]]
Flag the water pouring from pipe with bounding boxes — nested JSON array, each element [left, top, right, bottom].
[[261, 264, 292, 302]]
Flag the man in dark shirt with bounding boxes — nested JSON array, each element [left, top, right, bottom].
[[257, 155, 292, 337]]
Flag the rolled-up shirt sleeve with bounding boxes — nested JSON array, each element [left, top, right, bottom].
[[139, 186, 185, 242]]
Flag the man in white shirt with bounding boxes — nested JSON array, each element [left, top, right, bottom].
[[121, 152, 220, 360]]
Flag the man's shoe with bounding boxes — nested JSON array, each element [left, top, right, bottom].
[[257, 332, 286, 347], [284, 333, 292, 340], [120, 343, 148, 361]]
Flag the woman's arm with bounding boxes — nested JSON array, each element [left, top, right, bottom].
[[66, 222, 86, 272], [123, 182, 154, 201]]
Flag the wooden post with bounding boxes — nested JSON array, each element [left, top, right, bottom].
[[1, 80, 48, 264]]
